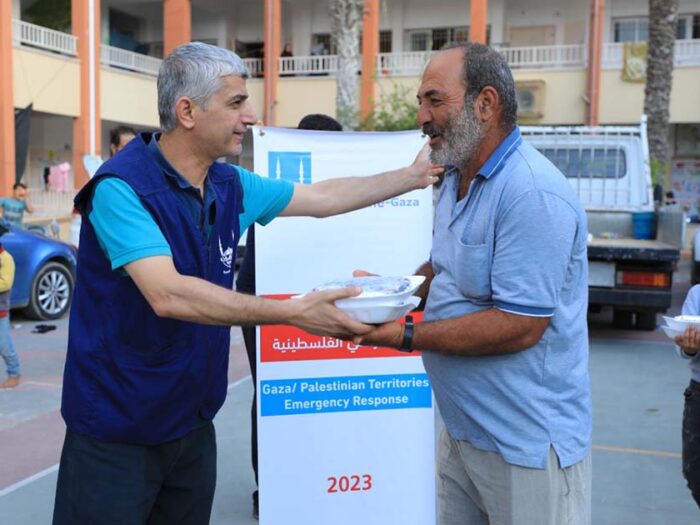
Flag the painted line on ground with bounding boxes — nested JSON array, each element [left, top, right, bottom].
[[227, 375, 252, 392], [21, 381, 62, 389], [593, 444, 681, 459], [0, 464, 58, 498], [0, 378, 253, 498]]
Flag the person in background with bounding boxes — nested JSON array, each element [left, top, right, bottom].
[[109, 125, 137, 157], [236, 112, 342, 520], [0, 234, 18, 389], [0, 183, 34, 229], [673, 285, 700, 509]]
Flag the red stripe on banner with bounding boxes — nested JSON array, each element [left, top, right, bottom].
[[260, 294, 423, 362]]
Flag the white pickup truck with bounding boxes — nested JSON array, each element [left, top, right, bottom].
[[522, 117, 683, 330]]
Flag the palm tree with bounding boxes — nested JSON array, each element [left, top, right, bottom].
[[643, 0, 678, 184], [329, 0, 364, 129]]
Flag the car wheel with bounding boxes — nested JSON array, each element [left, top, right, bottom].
[[24, 262, 74, 320]]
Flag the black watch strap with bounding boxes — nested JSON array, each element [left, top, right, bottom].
[[399, 315, 414, 352]]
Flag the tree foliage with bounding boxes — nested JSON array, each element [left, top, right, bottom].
[[24, 0, 72, 32], [360, 84, 419, 131]]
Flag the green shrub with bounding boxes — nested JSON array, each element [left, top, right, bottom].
[[25, 0, 71, 32], [360, 84, 419, 132]]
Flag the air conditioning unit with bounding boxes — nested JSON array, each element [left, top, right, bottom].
[[515, 80, 545, 120]]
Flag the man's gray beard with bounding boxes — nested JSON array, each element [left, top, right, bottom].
[[429, 105, 485, 167]]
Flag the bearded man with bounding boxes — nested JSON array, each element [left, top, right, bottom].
[[357, 43, 592, 524]]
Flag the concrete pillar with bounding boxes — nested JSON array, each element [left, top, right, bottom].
[[263, 0, 281, 125], [360, 0, 379, 122], [0, 0, 14, 195], [586, 0, 605, 125], [72, 0, 101, 189], [470, 0, 488, 44], [164, 0, 191, 57]]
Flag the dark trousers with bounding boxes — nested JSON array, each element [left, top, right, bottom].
[[242, 323, 259, 501], [52, 422, 217, 525], [683, 380, 700, 509]]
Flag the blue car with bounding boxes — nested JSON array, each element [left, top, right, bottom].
[[2, 224, 77, 320]]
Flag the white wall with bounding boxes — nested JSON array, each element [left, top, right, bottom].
[[193, 5, 227, 47], [231, 0, 264, 43], [12, 0, 21, 19], [503, 0, 587, 45]]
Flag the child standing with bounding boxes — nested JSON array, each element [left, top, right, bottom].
[[0, 182, 34, 228], [0, 242, 19, 388]]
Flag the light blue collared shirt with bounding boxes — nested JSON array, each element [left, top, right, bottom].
[[423, 126, 591, 469], [679, 285, 700, 381]]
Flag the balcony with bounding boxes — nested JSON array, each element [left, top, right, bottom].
[[100, 45, 162, 76], [602, 40, 700, 69], [11, 19, 77, 57], [242, 40, 700, 78], [11, 19, 163, 77]]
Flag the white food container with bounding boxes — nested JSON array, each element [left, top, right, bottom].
[[338, 296, 421, 324]]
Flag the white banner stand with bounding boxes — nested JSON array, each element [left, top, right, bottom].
[[253, 127, 436, 525]]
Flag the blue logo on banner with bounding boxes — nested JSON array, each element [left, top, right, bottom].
[[260, 373, 432, 417], [269, 152, 312, 184]]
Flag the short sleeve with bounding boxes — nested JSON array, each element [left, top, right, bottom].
[[491, 190, 579, 317], [89, 177, 172, 270], [237, 167, 294, 233]]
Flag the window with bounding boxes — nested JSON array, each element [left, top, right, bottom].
[[311, 33, 335, 55], [379, 30, 392, 53], [613, 17, 648, 42], [109, 8, 142, 51], [538, 148, 627, 179], [406, 26, 471, 52], [676, 14, 700, 39], [408, 30, 429, 51], [614, 14, 700, 42]]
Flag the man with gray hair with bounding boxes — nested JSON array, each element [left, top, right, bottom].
[[52, 42, 442, 524], [357, 43, 592, 524]]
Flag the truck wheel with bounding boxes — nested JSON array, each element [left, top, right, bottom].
[[612, 309, 634, 330], [635, 311, 657, 331]]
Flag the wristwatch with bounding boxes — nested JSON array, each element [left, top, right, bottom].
[[399, 315, 414, 352]]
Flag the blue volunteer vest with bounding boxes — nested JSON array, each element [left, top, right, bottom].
[[62, 133, 243, 445]]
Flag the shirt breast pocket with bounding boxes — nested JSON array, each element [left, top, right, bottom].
[[453, 242, 492, 301]]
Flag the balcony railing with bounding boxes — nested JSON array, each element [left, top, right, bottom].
[[101, 45, 162, 76], [10, 19, 700, 79], [496, 44, 587, 70], [246, 44, 590, 78], [243, 58, 263, 77], [27, 188, 77, 218], [377, 51, 432, 76], [279, 55, 339, 75], [11, 19, 77, 57], [602, 40, 700, 68]]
